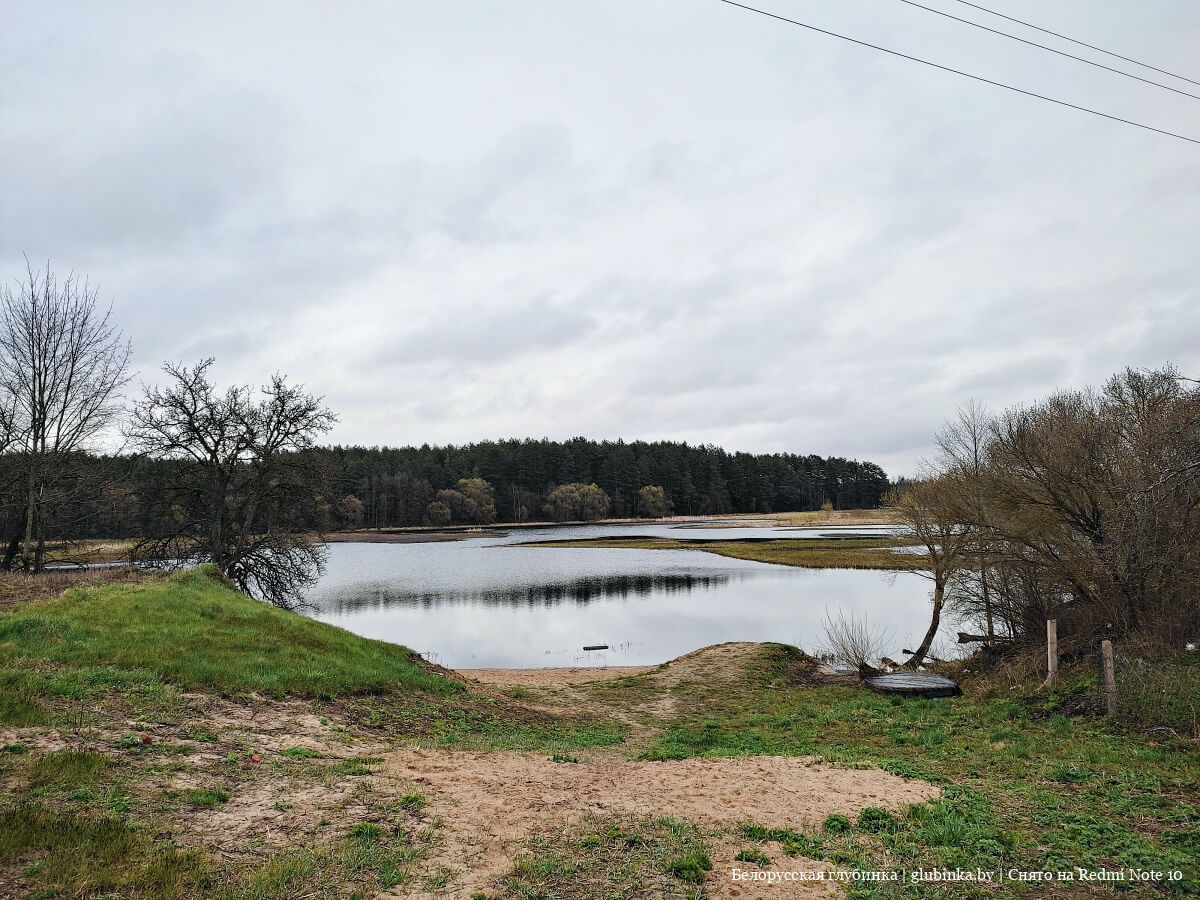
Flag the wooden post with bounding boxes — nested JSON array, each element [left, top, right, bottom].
[[1101, 639, 1117, 717], [1045, 619, 1058, 685]]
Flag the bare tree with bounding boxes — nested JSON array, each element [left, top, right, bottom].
[[982, 368, 1200, 643], [886, 474, 975, 669], [0, 260, 131, 571], [936, 399, 997, 643], [128, 359, 336, 608]]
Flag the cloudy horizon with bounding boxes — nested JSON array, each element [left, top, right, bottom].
[[3, 0, 1197, 478]]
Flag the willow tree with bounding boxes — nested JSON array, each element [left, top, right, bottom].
[[935, 399, 997, 642], [130, 359, 336, 608], [886, 474, 974, 669], [982, 366, 1200, 642], [0, 261, 131, 571]]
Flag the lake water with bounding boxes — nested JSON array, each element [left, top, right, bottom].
[[304, 523, 940, 669]]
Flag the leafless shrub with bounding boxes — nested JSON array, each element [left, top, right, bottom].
[[818, 608, 895, 675]]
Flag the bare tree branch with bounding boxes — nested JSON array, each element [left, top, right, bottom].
[[128, 360, 337, 608], [0, 259, 131, 571]]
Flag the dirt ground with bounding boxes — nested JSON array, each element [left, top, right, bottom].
[[383, 645, 933, 898], [2, 643, 933, 899], [386, 746, 935, 898], [457, 665, 656, 687]]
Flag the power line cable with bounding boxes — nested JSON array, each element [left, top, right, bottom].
[[715, 0, 1200, 146], [895, 0, 1200, 102], [948, 0, 1200, 88]]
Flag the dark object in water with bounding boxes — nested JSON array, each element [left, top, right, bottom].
[[864, 673, 962, 698], [582, 644, 609, 651]]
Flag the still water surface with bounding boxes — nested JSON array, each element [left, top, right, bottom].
[[305, 523, 933, 668]]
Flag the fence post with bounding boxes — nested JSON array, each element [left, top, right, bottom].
[[1045, 619, 1058, 685], [1101, 639, 1117, 717]]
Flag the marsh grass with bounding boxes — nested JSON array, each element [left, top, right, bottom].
[[525, 536, 925, 571]]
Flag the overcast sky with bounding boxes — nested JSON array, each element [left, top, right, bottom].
[[3, 1, 1197, 477]]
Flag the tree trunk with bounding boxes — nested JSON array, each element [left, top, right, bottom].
[[979, 550, 994, 643], [20, 463, 37, 571], [904, 580, 945, 669], [34, 481, 46, 572], [1, 536, 19, 571]]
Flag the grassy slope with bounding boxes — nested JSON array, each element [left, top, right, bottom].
[[526, 536, 925, 571], [0, 569, 624, 899], [0, 568, 460, 729]]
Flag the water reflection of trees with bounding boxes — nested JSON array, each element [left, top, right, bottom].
[[313, 572, 734, 613]]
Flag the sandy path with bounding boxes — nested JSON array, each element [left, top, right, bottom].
[[457, 665, 656, 686], [386, 747, 937, 898]]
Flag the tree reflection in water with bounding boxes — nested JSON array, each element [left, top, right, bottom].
[[314, 572, 733, 613]]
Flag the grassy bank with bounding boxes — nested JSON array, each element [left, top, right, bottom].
[[525, 536, 925, 571], [1, 573, 1196, 898], [0, 567, 457, 704], [0, 568, 624, 898], [534, 646, 1199, 897]]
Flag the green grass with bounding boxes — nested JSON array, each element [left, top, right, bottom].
[[183, 788, 230, 808], [0, 567, 463, 701], [339, 689, 627, 754], [0, 686, 48, 726], [281, 746, 319, 759], [29, 749, 113, 790], [635, 646, 1200, 896], [502, 816, 713, 899], [525, 536, 925, 571], [0, 802, 215, 898], [0, 798, 435, 899], [327, 755, 384, 777], [399, 793, 426, 812], [1116, 652, 1200, 738], [340, 819, 425, 890], [734, 846, 770, 866]]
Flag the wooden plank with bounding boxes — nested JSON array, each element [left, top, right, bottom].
[[1046, 618, 1058, 685], [1101, 639, 1117, 717]]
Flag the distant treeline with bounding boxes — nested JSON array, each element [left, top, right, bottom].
[[0, 439, 890, 541], [324, 439, 890, 527]]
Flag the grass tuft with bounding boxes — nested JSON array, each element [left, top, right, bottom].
[[667, 850, 712, 883], [183, 788, 230, 808], [29, 749, 112, 790]]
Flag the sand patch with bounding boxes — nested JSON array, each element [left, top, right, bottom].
[[180, 780, 364, 856], [385, 747, 936, 898], [458, 665, 655, 687], [709, 840, 837, 899]]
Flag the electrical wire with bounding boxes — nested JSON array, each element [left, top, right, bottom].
[[715, 0, 1200, 146], [948, 0, 1200, 88], [895, 0, 1200, 102]]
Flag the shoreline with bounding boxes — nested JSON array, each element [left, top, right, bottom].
[[456, 665, 657, 686], [321, 510, 898, 544]]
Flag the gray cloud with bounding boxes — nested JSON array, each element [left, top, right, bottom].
[[3, 0, 1198, 476]]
